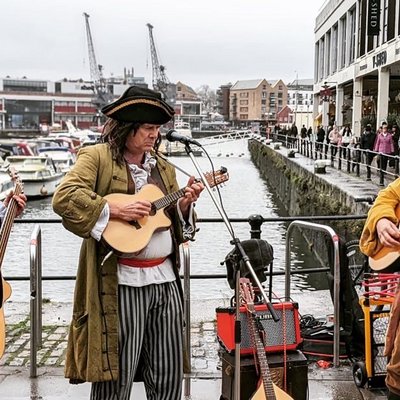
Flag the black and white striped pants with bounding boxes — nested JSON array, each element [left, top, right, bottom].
[[91, 281, 183, 400]]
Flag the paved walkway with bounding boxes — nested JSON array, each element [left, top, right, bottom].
[[0, 299, 390, 399]]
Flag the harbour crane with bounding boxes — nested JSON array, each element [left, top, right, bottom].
[[83, 12, 113, 112], [146, 23, 176, 104]]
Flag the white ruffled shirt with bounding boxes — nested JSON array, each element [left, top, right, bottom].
[[91, 153, 194, 287]]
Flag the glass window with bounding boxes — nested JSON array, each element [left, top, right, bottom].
[[340, 16, 347, 68], [320, 38, 325, 78], [332, 24, 338, 73], [358, 0, 366, 57], [3, 79, 47, 93], [349, 8, 356, 63]]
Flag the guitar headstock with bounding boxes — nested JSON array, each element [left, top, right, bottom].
[[7, 166, 23, 196], [203, 167, 229, 189], [239, 277, 255, 309]]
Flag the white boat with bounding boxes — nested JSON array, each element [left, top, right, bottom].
[[37, 146, 76, 174], [165, 121, 202, 156], [4, 156, 64, 198]]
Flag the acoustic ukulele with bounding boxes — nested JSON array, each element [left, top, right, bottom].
[[102, 168, 229, 255]]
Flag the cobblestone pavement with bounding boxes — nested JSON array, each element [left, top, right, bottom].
[[1, 310, 220, 376], [0, 300, 389, 399]]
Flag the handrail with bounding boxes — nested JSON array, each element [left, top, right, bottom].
[[285, 220, 341, 367], [182, 242, 191, 398], [260, 133, 400, 186], [23, 214, 364, 375], [29, 224, 42, 378]]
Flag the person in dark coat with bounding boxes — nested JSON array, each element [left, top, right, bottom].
[[316, 125, 325, 152], [360, 124, 377, 180], [300, 124, 307, 139]]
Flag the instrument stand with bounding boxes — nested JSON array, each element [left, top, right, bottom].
[[183, 143, 280, 400]]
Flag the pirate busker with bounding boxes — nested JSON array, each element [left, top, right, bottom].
[[52, 86, 204, 400]]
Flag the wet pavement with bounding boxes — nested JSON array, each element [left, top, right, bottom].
[[0, 298, 389, 399]]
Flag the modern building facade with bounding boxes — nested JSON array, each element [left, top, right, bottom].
[[287, 78, 314, 128], [0, 73, 146, 130], [314, 0, 400, 135], [229, 79, 288, 125], [216, 83, 232, 121]]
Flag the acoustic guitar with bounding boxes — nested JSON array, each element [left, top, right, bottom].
[[239, 278, 293, 400], [102, 168, 229, 255], [0, 168, 24, 359], [368, 204, 400, 272]]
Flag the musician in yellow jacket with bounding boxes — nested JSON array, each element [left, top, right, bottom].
[[360, 179, 400, 400], [52, 86, 203, 400]]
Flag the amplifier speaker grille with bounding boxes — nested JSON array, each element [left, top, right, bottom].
[[216, 303, 302, 355]]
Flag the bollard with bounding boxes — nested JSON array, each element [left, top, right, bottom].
[[248, 214, 263, 239]]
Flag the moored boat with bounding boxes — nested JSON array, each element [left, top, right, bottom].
[[164, 121, 203, 157], [4, 155, 64, 198], [37, 146, 76, 174]]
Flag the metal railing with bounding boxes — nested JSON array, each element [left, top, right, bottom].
[[22, 214, 366, 376], [259, 133, 400, 186], [285, 220, 341, 367]]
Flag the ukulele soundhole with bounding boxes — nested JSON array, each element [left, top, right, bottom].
[[150, 204, 156, 216], [129, 220, 142, 230]]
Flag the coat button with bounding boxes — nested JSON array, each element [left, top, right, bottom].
[[90, 192, 97, 200]]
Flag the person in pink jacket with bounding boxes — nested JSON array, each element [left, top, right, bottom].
[[374, 122, 395, 186]]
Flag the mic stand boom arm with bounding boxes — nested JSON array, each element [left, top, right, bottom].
[[183, 142, 279, 400]]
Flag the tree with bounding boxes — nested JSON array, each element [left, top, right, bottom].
[[196, 84, 217, 113]]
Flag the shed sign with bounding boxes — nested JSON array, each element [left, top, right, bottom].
[[367, 0, 380, 36]]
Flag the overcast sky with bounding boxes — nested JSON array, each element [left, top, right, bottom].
[[1, 0, 326, 90]]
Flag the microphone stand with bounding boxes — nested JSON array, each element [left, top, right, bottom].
[[182, 142, 279, 400]]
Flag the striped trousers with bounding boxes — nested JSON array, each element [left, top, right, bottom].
[[91, 281, 183, 400]]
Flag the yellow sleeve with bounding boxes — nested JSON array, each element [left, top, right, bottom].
[[360, 179, 400, 256]]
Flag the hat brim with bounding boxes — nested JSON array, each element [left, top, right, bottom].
[[101, 96, 174, 124]]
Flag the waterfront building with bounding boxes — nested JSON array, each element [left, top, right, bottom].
[[0, 73, 146, 131], [175, 81, 202, 130], [314, 0, 400, 135], [229, 79, 288, 126], [216, 83, 232, 121], [287, 78, 314, 129]]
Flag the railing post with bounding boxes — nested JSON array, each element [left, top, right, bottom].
[[248, 214, 263, 239], [29, 224, 42, 378], [182, 242, 191, 398], [356, 148, 361, 177], [285, 221, 341, 367]]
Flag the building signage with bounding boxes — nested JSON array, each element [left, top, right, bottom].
[[367, 0, 380, 36], [372, 50, 387, 68]]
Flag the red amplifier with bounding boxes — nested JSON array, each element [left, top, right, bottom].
[[216, 302, 302, 355]]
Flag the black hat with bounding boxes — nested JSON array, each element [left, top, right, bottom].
[[101, 86, 175, 124]]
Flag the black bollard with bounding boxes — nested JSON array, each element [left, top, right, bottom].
[[248, 214, 263, 239]]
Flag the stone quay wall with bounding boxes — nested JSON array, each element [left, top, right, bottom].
[[248, 139, 372, 241]]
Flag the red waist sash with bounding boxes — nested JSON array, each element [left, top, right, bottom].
[[118, 256, 168, 268]]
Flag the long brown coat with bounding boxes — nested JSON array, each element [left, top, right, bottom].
[[52, 143, 187, 383]]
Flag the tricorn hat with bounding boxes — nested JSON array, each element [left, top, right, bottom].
[[101, 86, 175, 124]]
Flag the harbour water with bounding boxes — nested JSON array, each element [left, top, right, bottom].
[[4, 139, 325, 304]]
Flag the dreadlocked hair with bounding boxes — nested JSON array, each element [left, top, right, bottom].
[[101, 119, 162, 165]]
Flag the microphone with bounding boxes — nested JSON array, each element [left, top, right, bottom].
[[165, 129, 201, 147]]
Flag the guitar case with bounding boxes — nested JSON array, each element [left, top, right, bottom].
[[220, 350, 308, 400]]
